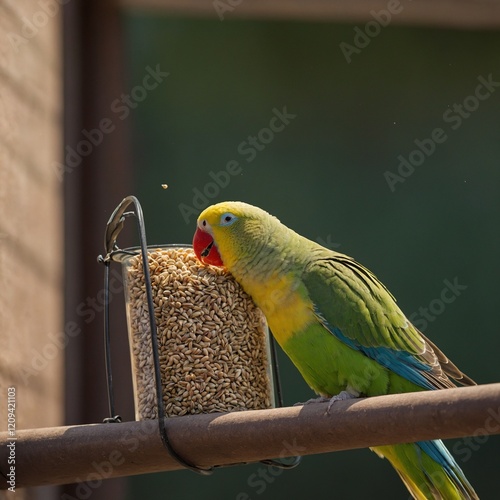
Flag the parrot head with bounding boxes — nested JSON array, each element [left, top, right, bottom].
[[192, 201, 279, 269]]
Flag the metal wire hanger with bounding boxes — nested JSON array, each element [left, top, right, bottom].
[[98, 195, 301, 474]]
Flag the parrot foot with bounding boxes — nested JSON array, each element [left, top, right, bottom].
[[293, 396, 331, 407], [326, 390, 359, 414], [294, 390, 359, 413]]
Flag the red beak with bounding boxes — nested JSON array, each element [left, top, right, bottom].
[[193, 227, 224, 266]]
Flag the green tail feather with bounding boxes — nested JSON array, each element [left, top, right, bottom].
[[373, 441, 478, 500]]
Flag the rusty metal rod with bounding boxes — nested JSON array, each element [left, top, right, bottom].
[[1, 384, 500, 489]]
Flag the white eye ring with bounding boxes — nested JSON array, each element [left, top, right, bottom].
[[220, 212, 237, 226]]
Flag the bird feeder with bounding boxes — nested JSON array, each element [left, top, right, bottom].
[[98, 195, 300, 474]]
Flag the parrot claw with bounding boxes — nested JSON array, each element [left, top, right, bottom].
[[326, 390, 359, 414], [293, 396, 331, 407], [294, 390, 359, 412]]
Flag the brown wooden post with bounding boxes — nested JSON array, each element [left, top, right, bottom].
[[62, 0, 134, 498]]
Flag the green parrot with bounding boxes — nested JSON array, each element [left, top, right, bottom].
[[192, 201, 478, 500]]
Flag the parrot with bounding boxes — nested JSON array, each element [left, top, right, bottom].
[[192, 201, 478, 500]]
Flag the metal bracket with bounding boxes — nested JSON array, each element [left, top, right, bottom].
[[97, 195, 301, 474]]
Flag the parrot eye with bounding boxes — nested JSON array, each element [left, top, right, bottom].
[[220, 213, 237, 226]]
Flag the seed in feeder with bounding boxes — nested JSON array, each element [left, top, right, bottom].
[[123, 247, 273, 419]]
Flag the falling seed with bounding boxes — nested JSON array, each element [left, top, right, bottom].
[[161, 184, 169, 189]]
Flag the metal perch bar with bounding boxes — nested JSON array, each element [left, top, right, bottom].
[[2, 384, 500, 489]]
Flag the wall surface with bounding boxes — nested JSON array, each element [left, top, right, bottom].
[[0, 0, 63, 445]]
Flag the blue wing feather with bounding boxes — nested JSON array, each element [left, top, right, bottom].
[[324, 319, 436, 391]]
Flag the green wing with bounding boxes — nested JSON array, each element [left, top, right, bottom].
[[302, 248, 474, 390]]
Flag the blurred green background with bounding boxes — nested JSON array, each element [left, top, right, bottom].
[[123, 14, 500, 499]]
